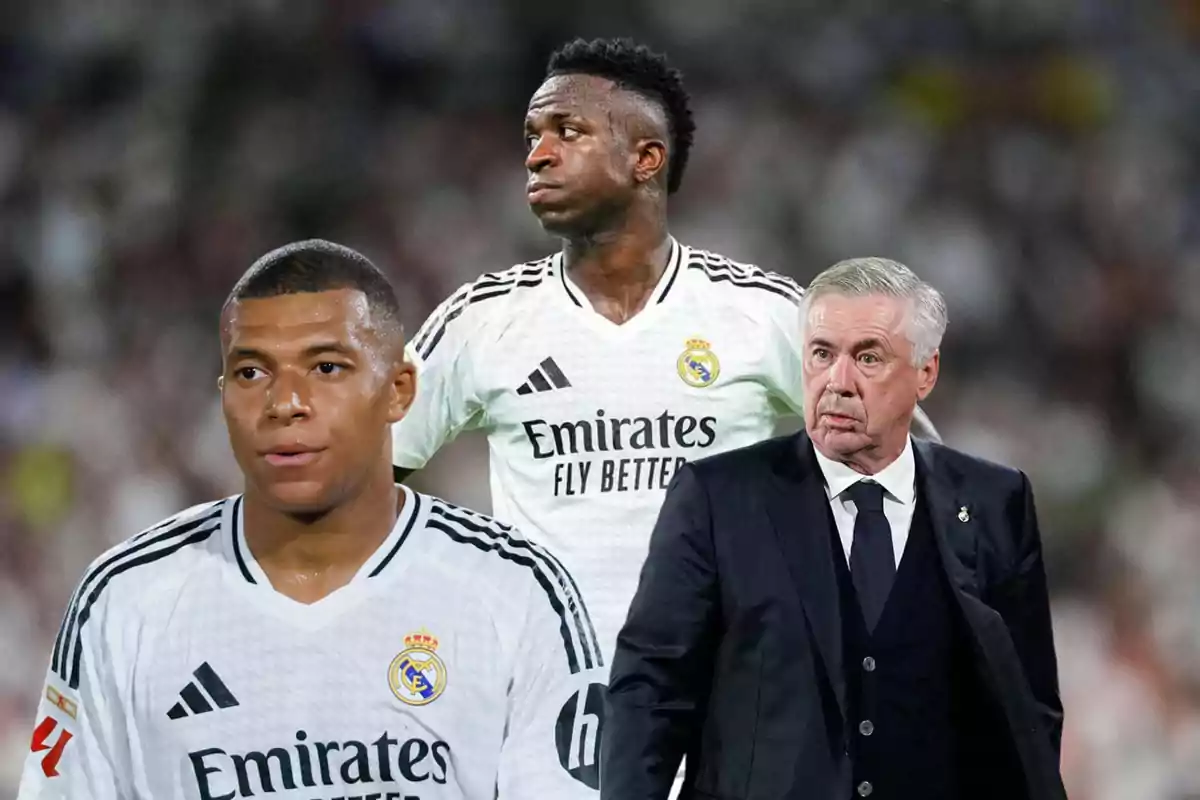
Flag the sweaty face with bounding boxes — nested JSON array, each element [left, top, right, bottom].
[[220, 289, 414, 515], [801, 293, 938, 466], [523, 74, 640, 236]]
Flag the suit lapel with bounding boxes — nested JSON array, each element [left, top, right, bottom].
[[913, 438, 981, 600], [765, 433, 846, 720]]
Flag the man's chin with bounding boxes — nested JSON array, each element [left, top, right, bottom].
[[810, 426, 871, 456], [258, 481, 337, 519], [532, 205, 585, 236]]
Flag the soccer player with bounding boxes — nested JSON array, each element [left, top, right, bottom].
[[392, 38, 938, 662], [19, 240, 605, 800]]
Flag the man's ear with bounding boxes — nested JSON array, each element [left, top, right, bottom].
[[915, 350, 939, 402], [387, 360, 417, 424], [633, 138, 668, 187], [217, 375, 225, 392]]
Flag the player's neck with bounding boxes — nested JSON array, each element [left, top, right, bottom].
[[562, 211, 671, 325], [242, 470, 402, 604]]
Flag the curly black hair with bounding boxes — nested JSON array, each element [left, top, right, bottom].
[[547, 37, 695, 195]]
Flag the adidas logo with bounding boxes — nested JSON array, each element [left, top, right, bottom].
[[517, 357, 572, 395], [166, 662, 240, 719]]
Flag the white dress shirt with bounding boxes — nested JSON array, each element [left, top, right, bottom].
[[812, 436, 917, 568]]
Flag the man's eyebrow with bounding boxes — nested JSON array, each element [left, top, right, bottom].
[[300, 342, 355, 358], [806, 337, 888, 351], [227, 342, 355, 361]]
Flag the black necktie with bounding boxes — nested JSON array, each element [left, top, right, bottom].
[[846, 481, 895, 631]]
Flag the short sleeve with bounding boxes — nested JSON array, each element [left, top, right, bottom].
[[392, 283, 488, 469], [762, 285, 806, 418]]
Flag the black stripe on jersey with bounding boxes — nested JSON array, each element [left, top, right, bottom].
[[411, 261, 549, 354], [692, 250, 804, 299], [559, 261, 584, 307], [411, 283, 472, 355], [430, 503, 601, 668], [539, 357, 571, 389], [51, 504, 225, 681], [689, 252, 805, 304], [230, 496, 255, 584], [561, 240, 681, 308], [425, 518, 587, 674], [193, 661, 240, 708], [414, 260, 553, 360], [655, 240, 683, 304], [132, 507, 194, 542], [180, 682, 214, 714], [51, 505, 208, 674], [691, 256, 805, 302], [66, 524, 221, 690], [688, 265, 801, 303], [367, 492, 423, 577], [427, 503, 602, 673]]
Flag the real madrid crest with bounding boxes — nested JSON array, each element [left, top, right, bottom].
[[388, 629, 447, 706], [677, 337, 720, 388]]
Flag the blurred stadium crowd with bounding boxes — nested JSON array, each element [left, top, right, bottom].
[[1, 0, 1198, 796]]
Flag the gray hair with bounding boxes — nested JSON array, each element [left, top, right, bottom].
[[801, 257, 948, 366]]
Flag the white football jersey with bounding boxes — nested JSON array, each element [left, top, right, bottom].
[[392, 240, 805, 659], [18, 486, 605, 800]]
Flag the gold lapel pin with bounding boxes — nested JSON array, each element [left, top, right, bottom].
[[958, 506, 970, 523]]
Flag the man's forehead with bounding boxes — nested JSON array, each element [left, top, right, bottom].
[[527, 73, 620, 114], [804, 294, 909, 335], [222, 290, 375, 343]]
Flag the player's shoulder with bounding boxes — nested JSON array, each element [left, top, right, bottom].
[[409, 254, 558, 361], [48, 498, 230, 690], [421, 494, 565, 584], [419, 494, 602, 672], [70, 498, 230, 615], [680, 243, 805, 308]]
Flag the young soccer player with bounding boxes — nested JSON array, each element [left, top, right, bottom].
[[19, 240, 604, 800], [392, 38, 939, 664]]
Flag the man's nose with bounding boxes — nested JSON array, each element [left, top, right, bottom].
[[525, 136, 557, 173], [826, 354, 857, 395], [265, 372, 312, 421]]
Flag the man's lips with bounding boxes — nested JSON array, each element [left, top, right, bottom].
[[261, 447, 324, 467], [526, 180, 562, 201]]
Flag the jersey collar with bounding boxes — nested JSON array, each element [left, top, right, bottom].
[[227, 485, 424, 589], [557, 236, 684, 311]]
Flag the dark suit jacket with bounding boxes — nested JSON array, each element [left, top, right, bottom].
[[602, 432, 1065, 800]]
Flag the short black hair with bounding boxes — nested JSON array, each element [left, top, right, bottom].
[[225, 239, 402, 338], [547, 37, 694, 195]]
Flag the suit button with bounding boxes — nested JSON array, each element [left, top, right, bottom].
[[862, 656, 876, 672], [859, 720, 874, 736], [857, 781, 874, 796]]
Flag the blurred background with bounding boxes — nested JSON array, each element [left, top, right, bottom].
[[1, 0, 1198, 796]]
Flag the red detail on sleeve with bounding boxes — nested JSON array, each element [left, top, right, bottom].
[[30, 716, 73, 778]]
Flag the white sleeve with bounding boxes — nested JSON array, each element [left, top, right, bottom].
[[17, 596, 132, 799], [763, 289, 806, 419], [392, 283, 488, 469], [498, 566, 606, 800]]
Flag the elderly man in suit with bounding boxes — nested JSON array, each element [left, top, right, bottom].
[[603, 257, 1065, 799]]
